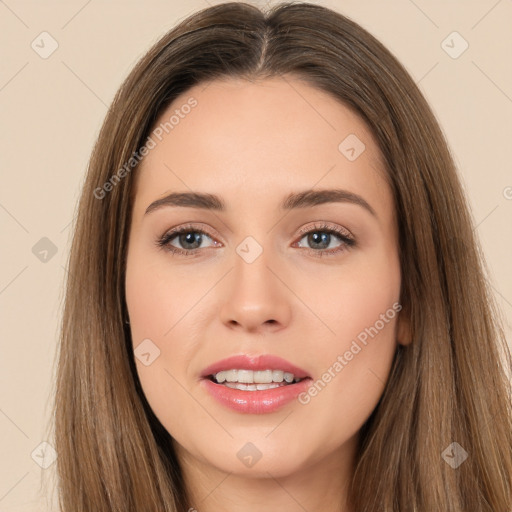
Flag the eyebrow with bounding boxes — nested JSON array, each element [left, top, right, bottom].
[[144, 188, 377, 217]]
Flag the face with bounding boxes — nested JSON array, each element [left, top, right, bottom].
[[125, 76, 410, 480]]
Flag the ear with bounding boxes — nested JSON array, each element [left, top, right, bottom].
[[396, 304, 412, 346]]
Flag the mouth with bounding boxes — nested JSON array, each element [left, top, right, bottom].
[[199, 354, 313, 414], [200, 354, 312, 391], [205, 369, 310, 391]]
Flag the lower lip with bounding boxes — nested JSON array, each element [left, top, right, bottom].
[[200, 377, 313, 414]]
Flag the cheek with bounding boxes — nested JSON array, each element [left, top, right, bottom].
[[125, 244, 218, 423], [125, 250, 201, 436], [295, 249, 401, 436], [125, 245, 207, 341], [294, 241, 401, 348]]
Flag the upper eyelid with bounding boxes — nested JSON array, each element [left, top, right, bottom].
[[296, 221, 353, 237], [163, 222, 351, 240]]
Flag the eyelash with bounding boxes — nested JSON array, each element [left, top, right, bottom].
[[155, 222, 356, 258]]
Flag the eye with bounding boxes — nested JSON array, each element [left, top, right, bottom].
[[156, 222, 356, 257], [293, 222, 355, 257], [156, 223, 220, 256]]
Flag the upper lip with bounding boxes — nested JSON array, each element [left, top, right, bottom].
[[200, 354, 311, 379]]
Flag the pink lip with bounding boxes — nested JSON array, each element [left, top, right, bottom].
[[200, 377, 312, 414], [199, 354, 312, 414], [200, 354, 311, 379]]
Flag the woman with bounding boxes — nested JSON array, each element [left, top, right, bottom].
[[51, 2, 512, 510]]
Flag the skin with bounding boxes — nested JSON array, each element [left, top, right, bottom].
[[125, 75, 411, 512]]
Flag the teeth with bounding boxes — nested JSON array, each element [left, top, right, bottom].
[[224, 382, 284, 391], [213, 369, 300, 385], [272, 370, 284, 382]]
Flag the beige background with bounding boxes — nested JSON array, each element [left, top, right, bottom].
[[1, 0, 511, 510]]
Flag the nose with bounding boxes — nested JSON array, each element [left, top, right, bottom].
[[219, 249, 292, 333]]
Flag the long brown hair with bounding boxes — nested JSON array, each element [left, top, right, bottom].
[[49, 2, 512, 510]]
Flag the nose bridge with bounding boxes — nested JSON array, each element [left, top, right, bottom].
[[232, 235, 277, 301], [219, 234, 291, 331]]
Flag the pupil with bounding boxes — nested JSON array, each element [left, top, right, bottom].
[[181, 232, 201, 249], [309, 232, 329, 249]]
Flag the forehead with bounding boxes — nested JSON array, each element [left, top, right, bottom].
[[132, 76, 392, 223]]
